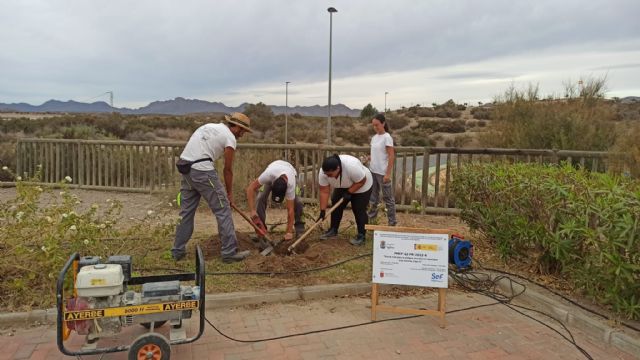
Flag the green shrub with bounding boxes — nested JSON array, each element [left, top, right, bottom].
[[452, 162, 640, 319], [0, 172, 178, 310], [480, 79, 617, 151]]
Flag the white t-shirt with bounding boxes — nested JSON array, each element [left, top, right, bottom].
[[370, 133, 394, 175], [258, 160, 297, 201], [318, 155, 372, 193], [180, 123, 236, 171]]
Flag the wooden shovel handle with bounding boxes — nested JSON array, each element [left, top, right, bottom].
[[288, 198, 344, 252], [230, 203, 274, 243]]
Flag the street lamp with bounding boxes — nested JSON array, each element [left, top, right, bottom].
[[327, 6, 337, 145], [384, 91, 388, 114], [285, 81, 290, 146]]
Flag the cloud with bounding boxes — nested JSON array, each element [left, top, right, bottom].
[[1, 0, 639, 108]]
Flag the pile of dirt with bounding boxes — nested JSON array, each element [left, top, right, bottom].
[[201, 231, 364, 274]]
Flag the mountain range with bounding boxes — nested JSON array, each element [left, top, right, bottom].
[[0, 97, 362, 117]]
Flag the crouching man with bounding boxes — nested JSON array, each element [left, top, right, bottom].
[[246, 160, 305, 241]]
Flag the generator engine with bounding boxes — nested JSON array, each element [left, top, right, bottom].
[[65, 256, 199, 343]]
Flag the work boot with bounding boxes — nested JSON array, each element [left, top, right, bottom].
[[319, 228, 338, 240], [349, 233, 366, 246], [222, 250, 250, 264], [172, 251, 186, 262]]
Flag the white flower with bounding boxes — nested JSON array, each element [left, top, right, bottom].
[[16, 176, 22, 181], [36, 186, 43, 192], [83, 239, 90, 245], [69, 225, 77, 231], [1, 166, 7, 170], [45, 216, 53, 223], [64, 176, 72, 182], [59, 191, 65, 196], [41, 245, 47, 252], [62, 213, 69, 218], [15, 211, 24, 220], [147, 210, 154, 216]]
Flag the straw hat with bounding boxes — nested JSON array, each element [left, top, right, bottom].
[[224, 112, 253, 133]]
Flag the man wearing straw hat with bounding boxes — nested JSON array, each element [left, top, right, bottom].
[[172, 112, 253, 263]]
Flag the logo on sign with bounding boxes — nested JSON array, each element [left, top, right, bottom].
[[431, 273, 444, 282]]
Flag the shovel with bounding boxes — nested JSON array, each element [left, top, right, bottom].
[[287, 198, 344, 254], [230, 203, 276, 256]]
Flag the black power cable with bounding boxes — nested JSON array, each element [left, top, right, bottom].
[[150, 252, 603, 358], [474, 259, 640, 333], [204, 302, 502, 343], [448, 269, 593, 359]]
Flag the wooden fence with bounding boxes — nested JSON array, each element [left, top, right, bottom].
[[14, 139, 628, 213]]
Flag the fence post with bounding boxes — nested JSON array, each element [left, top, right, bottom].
[[420, 147, 430, 214]]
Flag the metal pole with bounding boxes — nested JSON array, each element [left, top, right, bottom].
[[285, 81, 290, 146], [327, 7, 337, 145], [384, 91, 388, 114]]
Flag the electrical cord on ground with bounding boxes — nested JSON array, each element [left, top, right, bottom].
[[449, 268, 593, 360], [200, 265, 592, 359], [146, 252, 374, 276], [474, 258, 640, 333], [204, 301, 502, 344], [147, 252, 601, 358]]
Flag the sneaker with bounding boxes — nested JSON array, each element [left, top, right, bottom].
[[319, 228, 338, 240], [172, 252, 186, 262], [349, 233, 366, 246], [222, 250, 250, 264]]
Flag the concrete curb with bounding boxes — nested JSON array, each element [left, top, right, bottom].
[[494, 274, 640, 356], [1, 280, 638, 356], [0, 283, 376, 328]]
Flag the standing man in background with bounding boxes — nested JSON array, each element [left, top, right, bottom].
[[367, 113, 397, 226], [172, 113, 253, 263]]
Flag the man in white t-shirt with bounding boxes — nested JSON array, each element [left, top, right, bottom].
[[245, 160, 305, 241], [368, 113, 397, 226], [172, 113, 252, 263], [317, 154, 373, 246]]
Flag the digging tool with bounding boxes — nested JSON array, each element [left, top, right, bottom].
[[230, 203, 276, 256], [287, 198, 344, 254]]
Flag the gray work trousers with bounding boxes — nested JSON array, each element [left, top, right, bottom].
[[256, 182, 305, 236], [367, 172, 397, 226], [173, 168, 238, 258]]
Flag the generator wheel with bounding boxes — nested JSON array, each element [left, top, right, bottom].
[[128, 333, 170, 360], [140, 320, 167, 329]]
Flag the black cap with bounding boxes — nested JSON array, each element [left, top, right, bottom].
[[271, 176, 287, 203]]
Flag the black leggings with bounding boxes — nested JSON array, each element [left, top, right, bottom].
[[330, 187, 372, 235]]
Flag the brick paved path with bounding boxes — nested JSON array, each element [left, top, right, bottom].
[[1, 291, 637, 360]]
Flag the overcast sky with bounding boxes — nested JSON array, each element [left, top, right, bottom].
[[2, 0, 639, 110]]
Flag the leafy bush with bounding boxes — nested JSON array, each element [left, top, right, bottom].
[[452, 162, 640, 319], [360, 103, 378, 119], [480, 79, 617, 151], [389, 115, 410, 130], [471, 107, 493, 120], [0, 171, 178, 310]]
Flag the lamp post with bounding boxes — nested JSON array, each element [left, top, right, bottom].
[[285, 81, 290, 146], [384, 91, 388, 114], [327, 6, 337, 145]]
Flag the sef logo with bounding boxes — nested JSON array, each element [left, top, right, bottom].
[[431, 273, 444, 281]]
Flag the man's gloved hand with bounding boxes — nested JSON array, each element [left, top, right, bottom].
[[342, 191, 352, 202], [317, 209, 326, 222]]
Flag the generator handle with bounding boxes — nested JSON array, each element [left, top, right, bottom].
[[194, 245, 205, 341], [56, 252, 80, 356]]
